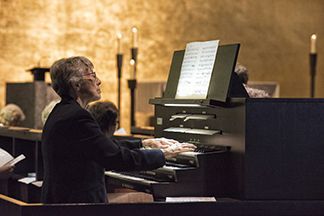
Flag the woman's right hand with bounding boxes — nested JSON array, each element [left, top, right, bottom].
[[161, 142, 196, 159]]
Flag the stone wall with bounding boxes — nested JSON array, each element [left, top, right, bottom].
[[0, 0, 323, 130]]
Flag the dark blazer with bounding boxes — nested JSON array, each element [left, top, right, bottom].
[[41, 98, 165, 204]]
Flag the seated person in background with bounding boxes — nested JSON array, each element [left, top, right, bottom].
[[41, 56, 196, 204], [235, 63, 270, 98], [87, 101, 119, 138], [0, 104, 26, 127], [88, 101, 191, 151]]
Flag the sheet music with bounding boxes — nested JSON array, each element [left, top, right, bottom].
[[6, 154, 26, 166], [176, 40, 219, 99], [0, 148, 13, 167], [0, 148, 25, 167]]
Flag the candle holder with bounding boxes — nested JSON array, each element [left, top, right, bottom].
[[116, 53, 123, 125], [127, 79, 137, 129], [310, 53, 317, 98], [131, 47, 138, 62]]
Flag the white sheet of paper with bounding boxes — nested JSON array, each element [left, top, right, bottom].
[[0, 148, 26, 167], [18, 177, 36, 184], [6, 154, 26, 166], [176, 40, 219, 99], [0, 148, 14, 167], [32, 181, 43, 187]]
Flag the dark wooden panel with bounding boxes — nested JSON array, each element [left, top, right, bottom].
[[244, 98, 324, 199]]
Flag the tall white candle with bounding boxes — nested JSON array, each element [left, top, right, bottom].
[[310, 34, 317, 54], [131, 27, 138, 48], [130, 59, 136, 79], [117, 32, 122, 54]]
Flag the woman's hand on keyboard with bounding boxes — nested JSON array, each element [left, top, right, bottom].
[[161, 142, 197, 159], [142, 137, 179, 149]]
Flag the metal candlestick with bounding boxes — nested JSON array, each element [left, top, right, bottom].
[[127, 79, 137, 128], [128, 47, 138, 129], [310, 53, 317, 98], [116, 53, 123, 125]]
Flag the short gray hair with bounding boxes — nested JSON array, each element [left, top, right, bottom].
[[0, 104, 26, 126], [50, 56, 94, 99]]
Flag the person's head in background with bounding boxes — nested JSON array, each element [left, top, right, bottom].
[[87, 101, 118, 137], [234, 63, 249, 85], [0, 104, 26, 127], [234, 63, 270, 98]]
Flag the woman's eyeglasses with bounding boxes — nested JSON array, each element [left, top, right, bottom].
[[82, 71, 97, 79]]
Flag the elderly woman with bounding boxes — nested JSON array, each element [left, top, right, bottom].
[[41, 56, 195, 204]]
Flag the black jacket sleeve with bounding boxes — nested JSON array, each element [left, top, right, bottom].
[[74, 110, 165, 171], [113, 139, 142, 149]]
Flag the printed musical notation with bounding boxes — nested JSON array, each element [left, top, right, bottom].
[[176, 40, 219, 99]]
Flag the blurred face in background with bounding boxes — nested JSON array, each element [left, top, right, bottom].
[[87, 101, 119, 137], [106, 117, 118, 137]]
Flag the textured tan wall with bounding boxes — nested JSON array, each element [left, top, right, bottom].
[[0, 0, 323, 130]]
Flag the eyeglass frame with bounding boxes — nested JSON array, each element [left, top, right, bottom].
[[82, 71, 97, 79]]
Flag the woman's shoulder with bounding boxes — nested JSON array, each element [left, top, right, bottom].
[[69, 104, 93, 121], [49, 100, 91, 123]]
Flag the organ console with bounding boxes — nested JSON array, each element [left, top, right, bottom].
[[105, 43, 248, 200], [106, 42, 324, 201]]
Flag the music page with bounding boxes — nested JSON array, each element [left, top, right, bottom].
[[0, 148, 13, 167], [0, 148, 25, 167], [176, 40, 219, 99]]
